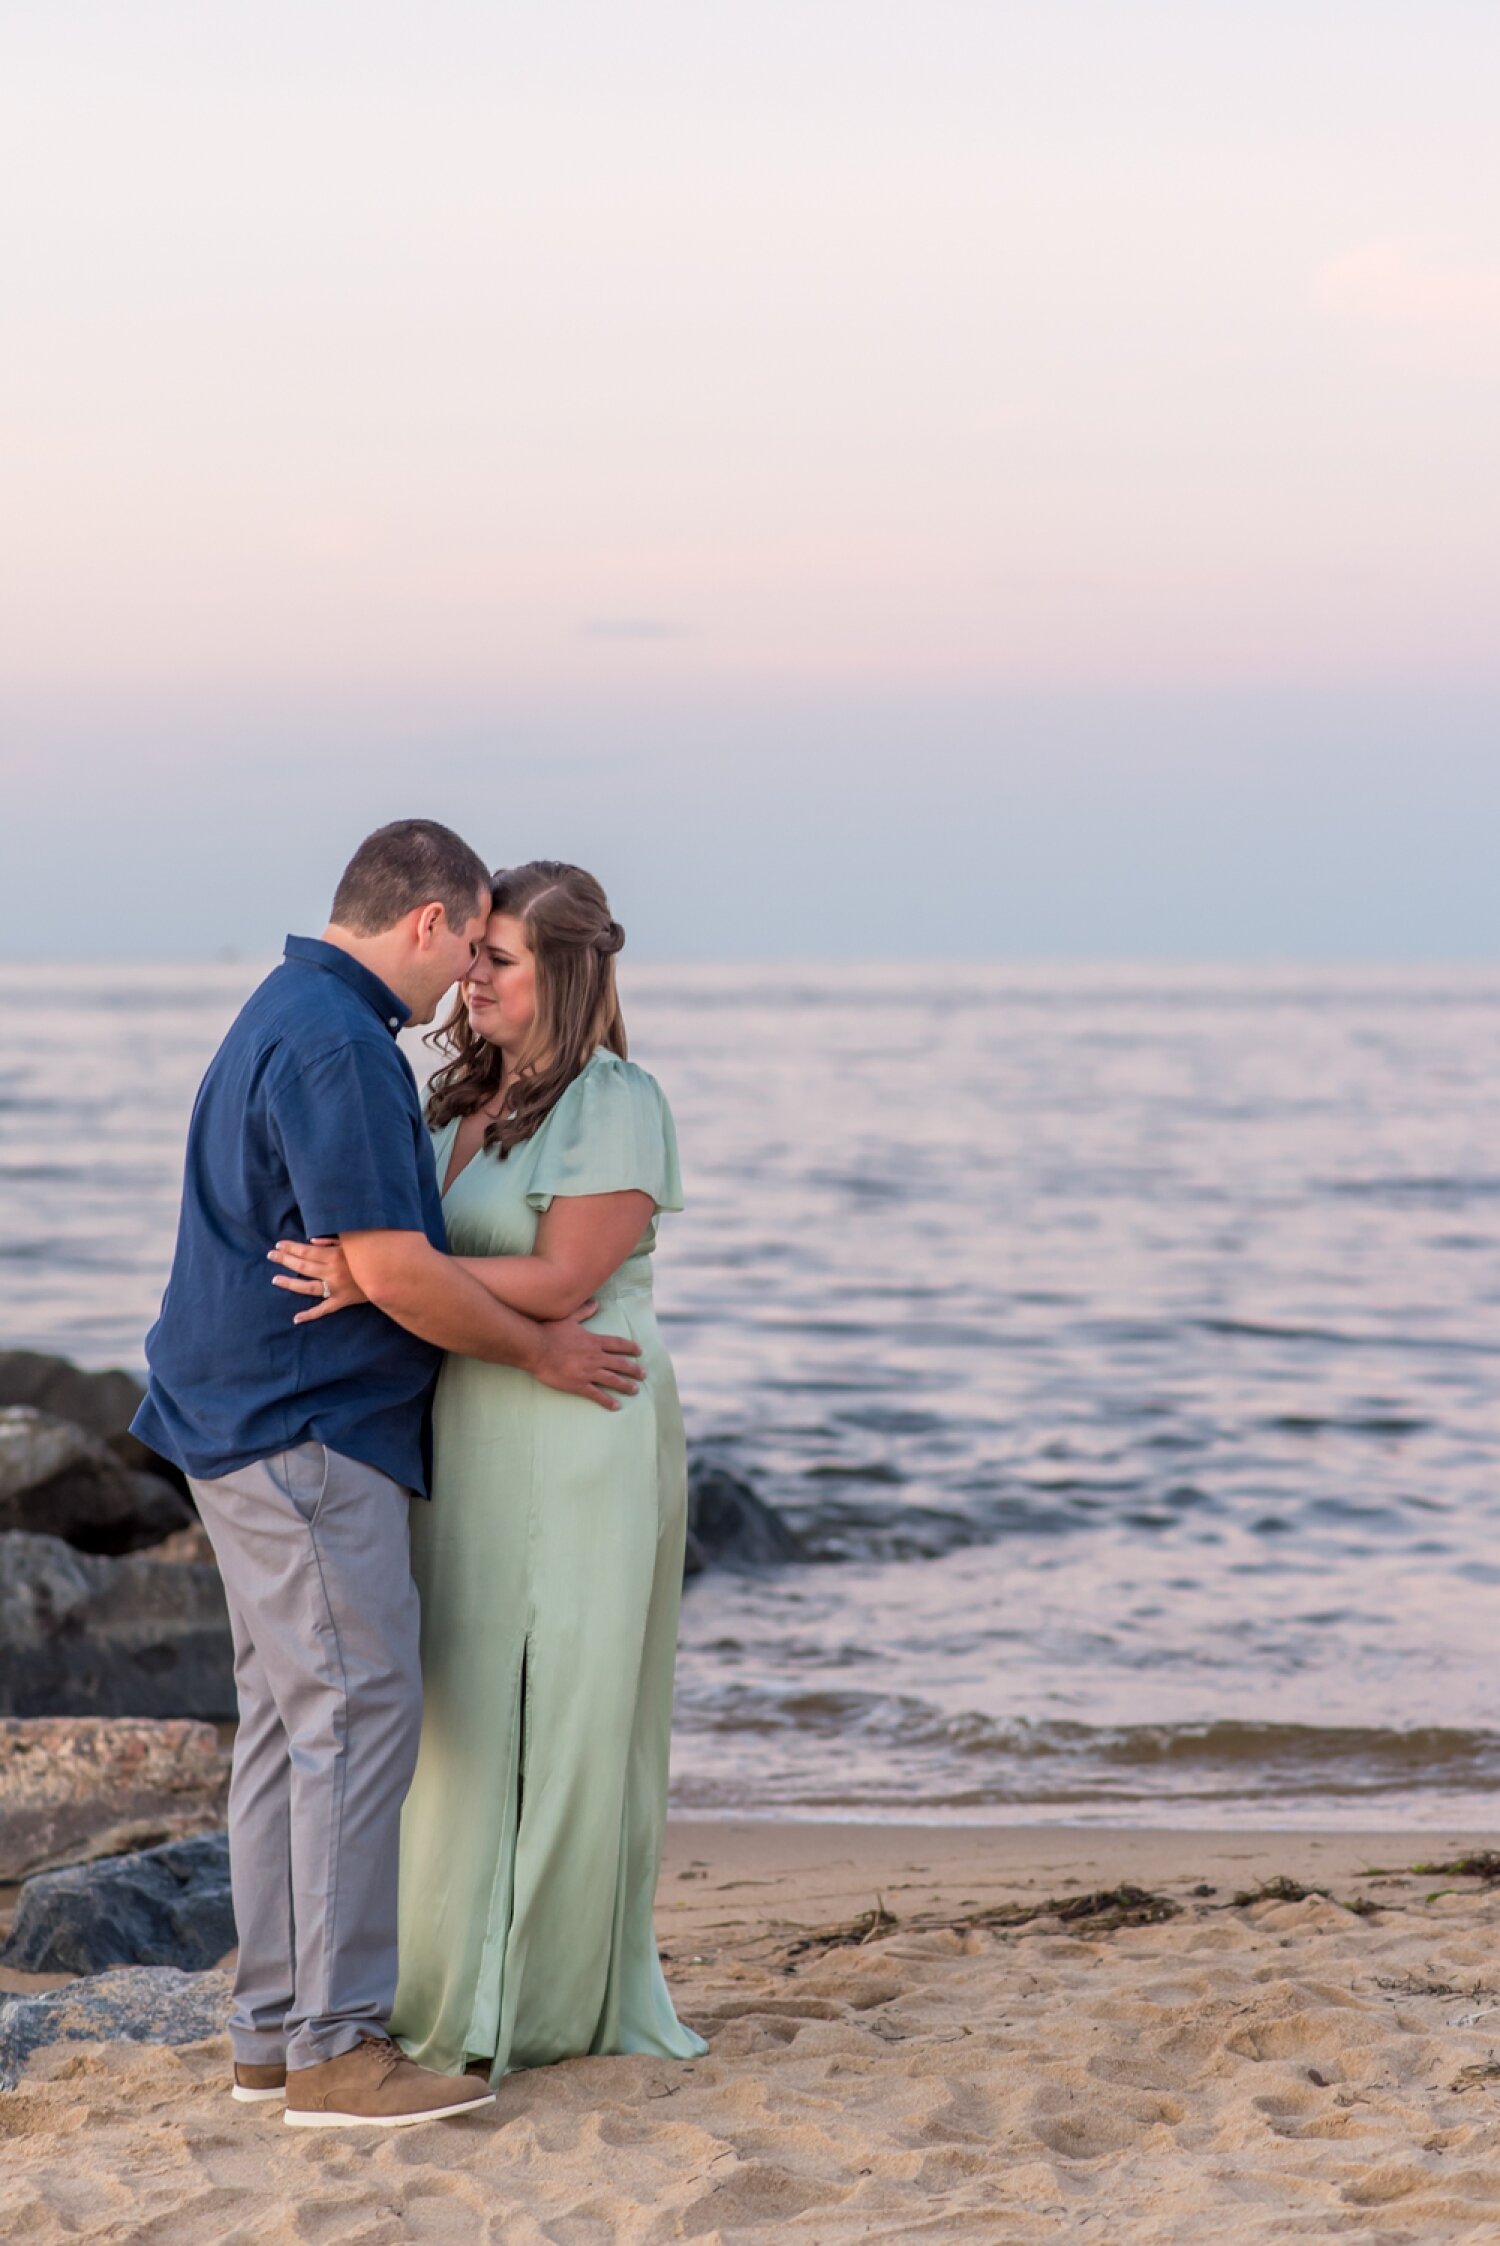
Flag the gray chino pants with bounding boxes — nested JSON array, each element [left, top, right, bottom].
[[189, 1444, 423, 2071]]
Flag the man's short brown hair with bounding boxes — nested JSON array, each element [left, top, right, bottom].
[[330, 820, 491, 936]]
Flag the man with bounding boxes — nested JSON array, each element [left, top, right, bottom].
[[132, 819, 643, 2128]]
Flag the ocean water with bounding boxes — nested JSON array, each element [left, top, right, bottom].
[[3, 959, 1499, 1828]]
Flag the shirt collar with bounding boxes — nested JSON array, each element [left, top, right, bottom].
[[282, 936, 411, 1037]]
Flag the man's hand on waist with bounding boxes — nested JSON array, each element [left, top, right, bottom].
[[531, 1305, 644, 1410]]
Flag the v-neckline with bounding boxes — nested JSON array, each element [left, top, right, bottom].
[[440, 1117, 483, 1201], [440, 1107, 522, 1199]]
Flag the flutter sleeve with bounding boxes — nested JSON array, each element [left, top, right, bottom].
[[525, 1053, 684, 1215]]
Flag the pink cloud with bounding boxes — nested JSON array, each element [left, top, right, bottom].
[[1314, 239, 1500, 372]]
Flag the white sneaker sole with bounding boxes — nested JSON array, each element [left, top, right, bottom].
[[284, 2090, 496, 2129], [231, 2085, 286, 2103]]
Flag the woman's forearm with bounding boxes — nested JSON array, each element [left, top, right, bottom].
[[454, 1255, 585, 1321], [453, 1193, 655, 1323]]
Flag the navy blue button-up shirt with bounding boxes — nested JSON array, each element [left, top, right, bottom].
[[132, 936, 447, 1495]]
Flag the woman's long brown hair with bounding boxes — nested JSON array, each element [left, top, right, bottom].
[[424, 861, 628, 1157]]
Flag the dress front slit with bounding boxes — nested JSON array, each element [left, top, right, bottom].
[[460, 1633, 528, 2072]]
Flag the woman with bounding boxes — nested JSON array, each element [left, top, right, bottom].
[[270, 860, 706, 2081]]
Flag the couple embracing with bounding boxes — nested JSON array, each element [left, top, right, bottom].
[[133, 819, 706, 2127]]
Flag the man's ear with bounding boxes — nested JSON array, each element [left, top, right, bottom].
[[415, 902, 445, 947]]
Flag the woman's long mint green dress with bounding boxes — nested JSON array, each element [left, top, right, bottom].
[[389, 1049, 707, 2078]]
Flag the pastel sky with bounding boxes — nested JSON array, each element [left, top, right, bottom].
[[2, 1, 1497, 958]]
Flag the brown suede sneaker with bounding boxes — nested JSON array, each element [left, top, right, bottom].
[[283, 2036, 496, 2129], [231, 2061, 287, 2104]]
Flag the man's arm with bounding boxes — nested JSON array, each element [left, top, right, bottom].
[[341, 1230, 642, 1405]]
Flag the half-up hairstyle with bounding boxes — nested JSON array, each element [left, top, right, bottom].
[[425, 861, 628, 1157]]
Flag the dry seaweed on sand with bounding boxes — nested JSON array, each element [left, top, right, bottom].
[[1233, 1874, 1321, 1906], [1374, 1971, 1492, 1998], [781, 1897, 899, 1958], [1231, 1874, 1380, 1915], [1409, 1851, 1500, 1885], [1451, 2058, 1500, 2093], [1362, 1851, 1500, 1904], [781, 1882, 1179, 1962], [972, 1883, 1182, 1934]]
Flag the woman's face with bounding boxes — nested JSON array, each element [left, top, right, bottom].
[[462, 911, 538, 1056]]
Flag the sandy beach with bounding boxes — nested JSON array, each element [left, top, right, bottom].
[[7, 1818, 1500, 2242]]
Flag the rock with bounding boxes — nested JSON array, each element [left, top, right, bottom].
[[0, 1350, 146, 1440], [3, 1833, 234, 1975], [0, 1406, 193, 1554], [0, 1717, 229, 1881], [0, 1537, 235, 1725], [0, 1966, 229, 2089], [685, 1459, 802, 1576], [0, 1348, 181, 1489]]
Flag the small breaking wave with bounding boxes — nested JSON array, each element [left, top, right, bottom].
[[671, 1691, 1500, 1813]]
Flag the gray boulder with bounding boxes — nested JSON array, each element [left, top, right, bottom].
[[0, 1349, 179, 1488], [0, 1350, 145, 1438], [684, 1460, 801, 1577], [0, 1533, 234, 1722], [3, 1832, 234, 1975], [0, 1406, 192, 1554], [0, 1967, 230, 2090]]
